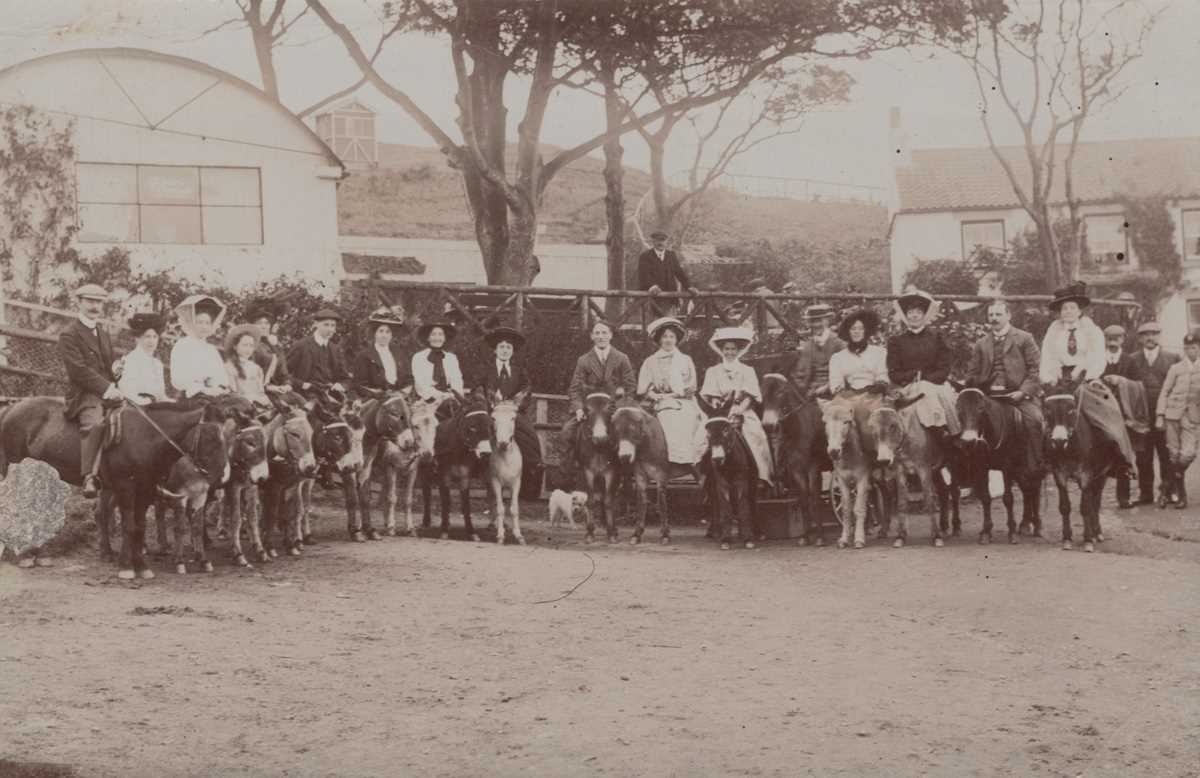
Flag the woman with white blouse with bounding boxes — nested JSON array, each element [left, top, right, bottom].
[[694, 326, 773, 487], [223, 323, 272, 407], [170, 295, 230, 399], [637, 317, 703, 465], [115, 312, 168, 404], [412, 314, 463, 417], [828, 308, 889, 396]]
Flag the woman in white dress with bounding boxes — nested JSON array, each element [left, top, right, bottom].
[[412, 314, 464, 419], [170, 295, 230, 399], [637, 317, 703, 465], [115, 312, 168, 404], [695, 326, 773, 487], [828, 308, 889, 396], [224, 323, 272, 408]]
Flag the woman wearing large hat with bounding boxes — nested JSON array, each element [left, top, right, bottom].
[[886, 288, 960, 441], [115, 312, 168, 405], [411, 304, 464, 409], [170, 295, 231, 398], [241, 295, 292, 390], [638, 317, 704, 466], [478, 322, 544, 497], [1039, 281, 1137, 476], [694, 326, 773, 487], [354, 307, 410, 393], [828, 308, 889, 396]]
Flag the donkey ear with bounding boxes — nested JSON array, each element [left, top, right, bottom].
[[399, 384, 414, 400], [512, 388, 529, 407], [493, 388, 504, 406]]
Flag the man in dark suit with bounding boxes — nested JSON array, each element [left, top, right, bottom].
[[58, 283, 120, 498], [963, 299, 1044, 472], [478, 325, 543, 498], [558, 320, 637, 486], [637, 231, 698, 315], [1123, 321, 1180, 505], [287, 308, 352, 392], [788, 304, 845, 398], [1101, 324, 1135, 505]]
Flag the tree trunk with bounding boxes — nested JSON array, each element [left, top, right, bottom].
[[497, 211, 539, 286], [250, 21, 280, 101], [647, 138, 672, 235], [1031, 202, 1062, 289], [602, 72, 626, 291]]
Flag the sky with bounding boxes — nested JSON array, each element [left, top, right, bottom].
[[1, 0, 1196, 192]]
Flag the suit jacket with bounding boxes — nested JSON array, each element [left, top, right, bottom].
[[353, 343, 410, 392], [286, 335, 351, 387], [1101, 352, 1129, 378], [479, 361, 532, 409], [1124, 348, 1180, 408], [636, 248, 690, 292], [964, 327, 1042, 398], [58, 319, 116, 419], [253, 339, 291, 386], [788, 335, 845, 395], [1156, 359, 1200, 421], [566, 348, 636, 413]]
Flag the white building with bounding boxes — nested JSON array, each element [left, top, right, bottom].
[[314, 99, 378, 169], [0, 48, 345, 290], [888, 131, 1200, 343]]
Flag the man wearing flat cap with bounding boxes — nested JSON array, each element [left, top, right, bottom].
[[789, 304, 844, 399], [1102, 324, 1129, 378], [637, 230, 698, 315], [1123, 321, 1180, 505], [287, 307, 351, 392], [58, 283, 120, 498]]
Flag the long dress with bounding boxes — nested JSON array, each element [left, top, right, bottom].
[[696, 360, 773, 485], [170, 336, 229, 398], [637, 348, 703, 464], [116, 348, 167, 404]]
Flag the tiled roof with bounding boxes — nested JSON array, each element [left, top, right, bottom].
[[894, 136, 1200, 213], [341, 252, 426, 276]]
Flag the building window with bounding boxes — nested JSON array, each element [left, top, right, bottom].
[[1083, 213, 1134, 271], [1182, 209, 1200, 263], [961, 220, 1006, 260], [77, 163, 263, 245]]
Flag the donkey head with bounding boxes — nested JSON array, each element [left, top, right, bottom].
[[822, 401, 855, 462], [866, 406, 905, 466], [1043, 392, 1078, 453], [585, 392, 616, 445]]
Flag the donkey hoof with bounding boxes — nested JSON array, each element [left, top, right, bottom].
[[267, 548, 279, 559], [117, 569, 136, 580], [514, 535, 526, 547], [138, 568, 155, 580], [202, 561, 214, 573], [235, 554, 249, 567], [1008, 534, 1019, 545], [630, 536, 640, 546], [1083, 542, 1095, 553], [837, 540, 849, 549], [660, 536, 671, 546], [175, 563, 187, 575], [978, 533, 991, 545], [933, 537, 945, 548], [744, 541, 755, 550], [440, 532, 450, 540], [796, 537, 809, 547], [584, 535, 595, 545], [351, 531, 367, 543], [470, 534, 481, 543], [1095, 533, 1105, 543], [951, 527, 962, 538], [853, 540, 865, 550], [893, 538, 905, 548], [384, 526, 398, 537], [815, 537, 825, 548], [608, 536, 619, 545], [720, 542, 731, 551], [288, 547, 301, 557], [1061, 540, 1073, 551]]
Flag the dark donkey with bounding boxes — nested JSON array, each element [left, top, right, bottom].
[[297, 391, 363, 544], [698, 398, 761, 550], [575, 392, 619, 544], [611, 401, 674, 546], [761, 373, 830, 545], [955, 388, 1043, 544], [260, 396, 318, 558], [1044, 390, 1113, 553], [431, 391, 493, 541]]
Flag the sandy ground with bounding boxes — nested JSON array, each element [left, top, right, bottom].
[[1, 474, 1199, 778]]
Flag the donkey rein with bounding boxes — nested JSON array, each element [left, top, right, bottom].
[[117, 391, 194, 463]]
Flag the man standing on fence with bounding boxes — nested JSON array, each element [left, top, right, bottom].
[[58, 283, 120, 499], [637, 231, 698, 316]]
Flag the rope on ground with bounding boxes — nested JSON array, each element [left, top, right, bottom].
[[531, 552, 596, 605]]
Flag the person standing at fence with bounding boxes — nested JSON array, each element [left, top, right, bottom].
[[170, 295, 231, 399], [58, 283, 120, 498], [1155, 331, 1200, 509], [115, 313, 167, 405], [637, 317, 704, 467], [559, 319, 637, 486], [637, 230, 698, 315], [478, 324, 544, 498], [789, 304, 844, 398], [354, 308, 410, 393], [1123, 321, 1180, 506], [287, 308, 351, 394], [243, 297, 292, 391]]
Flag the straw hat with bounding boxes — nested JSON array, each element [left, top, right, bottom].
[[647, 316, 686, 344]]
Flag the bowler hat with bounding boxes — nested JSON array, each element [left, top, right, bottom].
[[650, 230, 669, 240], [803, 303, 837, 322]]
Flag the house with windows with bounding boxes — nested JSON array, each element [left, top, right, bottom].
[[0, 47, 345, 290], [314, 99, 378, 168], [888, 130, 1200, 343]]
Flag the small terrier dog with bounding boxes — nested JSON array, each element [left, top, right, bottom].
[[547, 489, 589, 528]]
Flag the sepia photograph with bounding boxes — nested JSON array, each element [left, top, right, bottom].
[[0, 1, 1197, 775]]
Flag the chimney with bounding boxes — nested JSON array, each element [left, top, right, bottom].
[[889, 107, 911, 168]]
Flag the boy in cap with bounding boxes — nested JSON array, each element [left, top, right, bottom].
[[1155, 331, 1200, 508], [287, 307, 351, 392], [1124, 321, 1179, 505], [58, 283, 120, 498]]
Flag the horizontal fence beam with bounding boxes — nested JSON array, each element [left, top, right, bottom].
[[0, 297, 73, 317], [0, 364, 60, 380], [0, 324, 59, 343]]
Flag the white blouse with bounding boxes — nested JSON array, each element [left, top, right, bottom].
[[411, 348, 464, 399], [829, 344, 889, 393], [700, 360, 762, 402], [376, 344, 398, 386], [1040, 317, 1106, 383], [116, 348, 167, 404], [170, 336, 230, 398]]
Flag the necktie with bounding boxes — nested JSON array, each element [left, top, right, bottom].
[[500, 364, 510, 382], [1067, 328, 1077, 356], [428, 349, 447, 390]]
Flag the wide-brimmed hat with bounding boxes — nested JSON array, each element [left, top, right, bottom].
[[647, 316, 686, 344], [312, 307, 342, 323], [1136, 321, 1162, 335], [837, 308, 881, 342], [1103, 324, 1126, 338], [366, 306, 405, 333], [485, 325, 525, 349], [803, 303, 837, 322], [244, 296, 284, 323], [127, 312, 164, 336], [897, 289, 936, 314], [1049, 281, 1091, 312], [74, 283, 109, 302], [417, 318, 457, 344], [708, 326, 754, 358], [224, 323, 262, 354], [175, 294, 227, 336]]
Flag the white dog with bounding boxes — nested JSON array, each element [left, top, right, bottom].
[[547, 489, 589, 528]]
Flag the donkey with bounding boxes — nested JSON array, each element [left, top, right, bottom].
[[610, 402, 675, 545], [956, 388, 1043, 544], [296, 398, 361, 544], [353, 389, 422, 538], [761, 373, 830, 545], [699, 402, 760, 550], [154, 421, 230, 574], [576, 392, 620, 544], [821, 398, 880, 549], [867, 405, 958, 548], [489, 390, 528, 545], [432, 392, 493, 541], [409, 394, 447, 535], [1044, 390, 1112, 552], [260, 400, 318, 558]]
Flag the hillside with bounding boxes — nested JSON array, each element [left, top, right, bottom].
[[338, 143, 888, 248]]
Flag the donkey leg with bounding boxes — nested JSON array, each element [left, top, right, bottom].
[[192, 497, 214, 573], [171, 501, 188, 574], [492, 477, 507, 545], [438, 478, 452, 539], [378, 463, 396, 541], [1054, 473, 1074, 550], [154, 499, 171, 556], [132, 488, 155, 578], [833, 473, 852, 549], [462, 484, 479, 542], [920, 468, 941, 548], [229, 484, 249, 567], [978, 470, 994, 544], [95, 490, 115, 562], [630, 471, 647, 546], [404, 465, 421, 537], [584, 475, 597, 544], [852, 475, 869, 549], [605, 473, 619, 544], [657, 474, 672, 545], [1001, 474, 1018, 544], [114, 484, 137, 578]]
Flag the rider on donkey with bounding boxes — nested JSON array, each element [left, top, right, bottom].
[[478, 323, 544, 499], [242, 295, 293, 393], [59, 283, 120, 498], [788, 304, 845, 399], [1038, 281, 1137, 481], [886, 289, 961, 450], [287, 307, 351, 395], [170, 295, 231, 399], [963, 299, 1045, 473], [558, 319, 637, 488]]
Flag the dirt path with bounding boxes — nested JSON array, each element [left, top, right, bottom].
[[2, 490, 1199, 777]]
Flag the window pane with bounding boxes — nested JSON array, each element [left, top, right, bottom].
[[78, 203, 138, 242], [141, 205, 202, 243], [77, 163, 137, 203], [203, 206, 262, 245], [1085, 215, 1127, 260], [139, 166, 199, 206], [201, 168, 260, 206], [334, 116, 346, 135], [1183, 210, 1200, 261], [961, 221, 1004, 259], [1188, 301, 1200, 329]]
